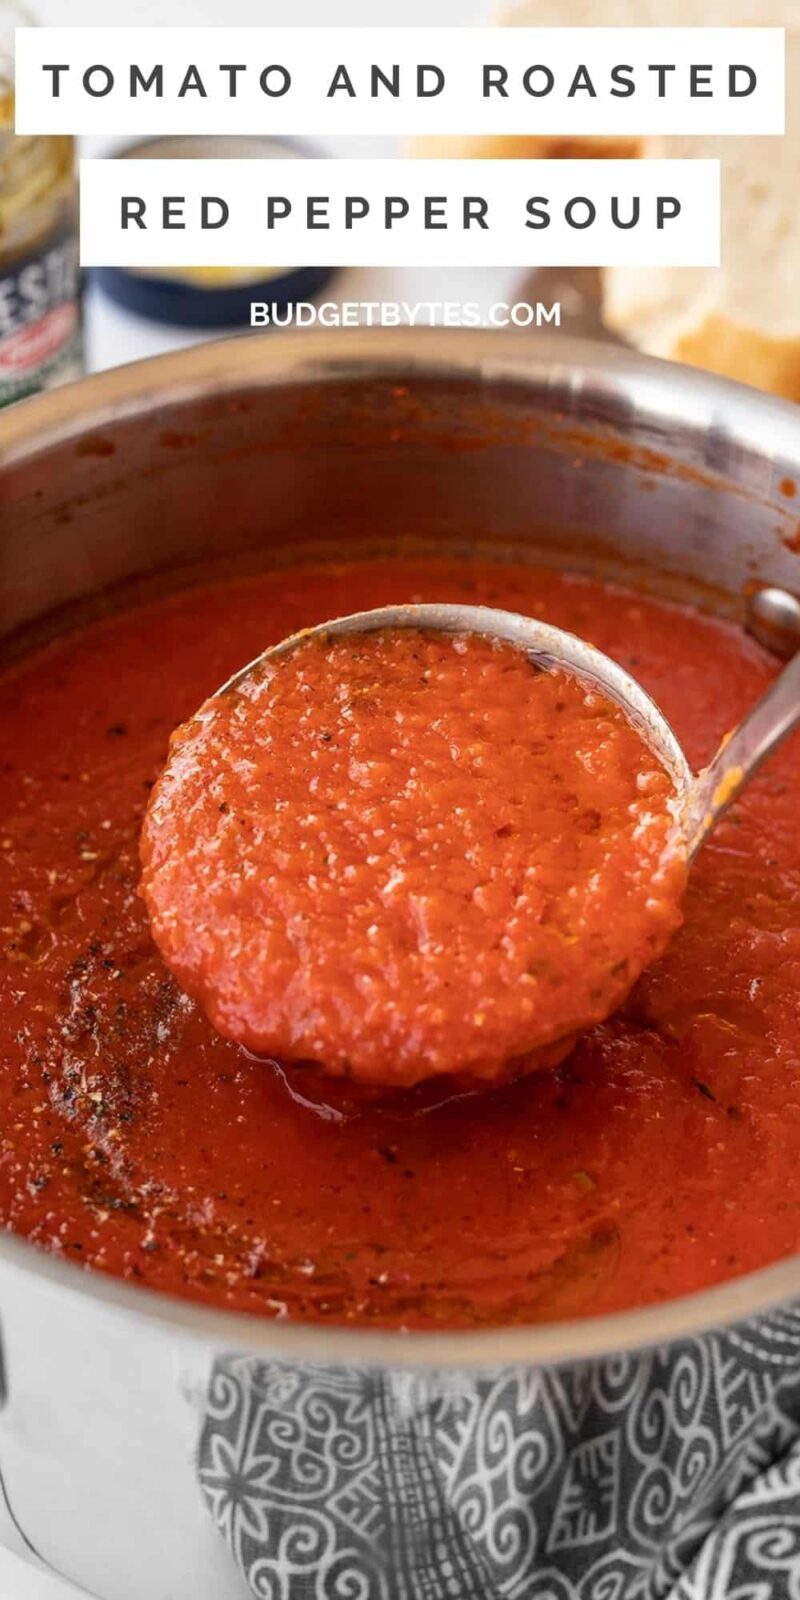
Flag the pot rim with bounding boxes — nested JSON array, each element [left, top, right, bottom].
[[2, 324, 800, 1367], [5, 322, 800, 466]]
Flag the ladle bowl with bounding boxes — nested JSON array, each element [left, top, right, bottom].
[[223, 598, 800, 869]]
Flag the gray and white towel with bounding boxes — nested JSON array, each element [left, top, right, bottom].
[[198, 1303, 800, 1598]]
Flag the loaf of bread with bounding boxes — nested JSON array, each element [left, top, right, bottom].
[[412, 2, 800, 402], [603, 33, 800, 400], [411, 0, 800, 162]]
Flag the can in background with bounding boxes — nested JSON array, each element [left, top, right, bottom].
[[0, 4, 83, 409]]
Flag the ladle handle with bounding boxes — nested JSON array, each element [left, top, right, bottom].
[[685, 650, 800, 858]]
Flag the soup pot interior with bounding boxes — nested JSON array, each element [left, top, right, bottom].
[[4, 332, 800, 1600], [3, 329, 800, 656], [1, 327, 800, 1377]]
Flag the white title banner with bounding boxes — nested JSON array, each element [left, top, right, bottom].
[[18, 27, 784, 137], [79, 157, 721, 269]]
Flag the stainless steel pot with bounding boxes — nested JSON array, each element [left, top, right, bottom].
[[1, 328, 800, 1600]]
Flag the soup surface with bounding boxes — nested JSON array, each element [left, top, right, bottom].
[[141, 627, 685, 1086], [1, 554, 798, 1328]]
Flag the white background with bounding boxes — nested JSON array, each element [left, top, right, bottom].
[[2, 0, 512, 1596]]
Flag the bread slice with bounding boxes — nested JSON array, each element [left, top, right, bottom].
[[411, 0, 798, 162], [603, 33, 800, 400]]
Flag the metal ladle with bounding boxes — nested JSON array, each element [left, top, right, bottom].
[[222, 596, 800, 865]]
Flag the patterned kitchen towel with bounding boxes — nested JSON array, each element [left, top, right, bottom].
[[197, 1302, 800, 1599]]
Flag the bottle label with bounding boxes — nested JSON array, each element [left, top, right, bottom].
[[0, 230, 82, 408]]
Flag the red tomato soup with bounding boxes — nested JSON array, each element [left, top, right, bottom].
[[0, 555, 798, 1328], [140, 629, 685, 1087]]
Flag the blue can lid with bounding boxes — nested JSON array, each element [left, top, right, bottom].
[[89, 135, 339, 329]]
